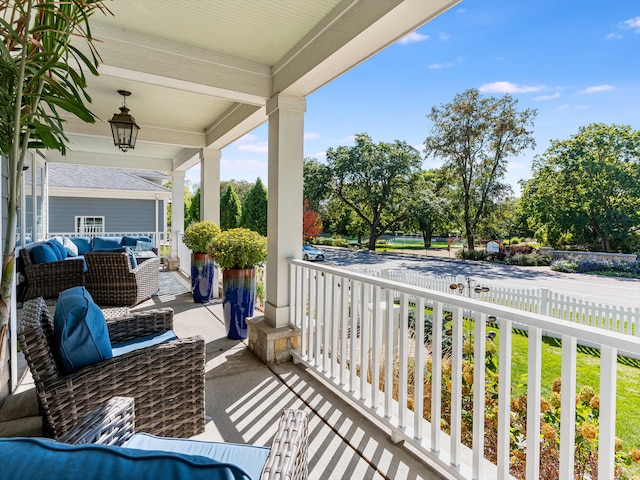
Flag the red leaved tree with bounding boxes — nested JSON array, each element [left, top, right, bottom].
[[303, 200, 323, 241]]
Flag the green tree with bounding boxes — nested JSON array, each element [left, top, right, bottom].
[[220, 183, 242, 230], [0, 0, 108, 329], [411, 169, 451, 249], [303, 157, 330, 211], [220, 179, 252, 205], [424, 89, 536, 250], [186, 186, 200, 226], [325, 133, 423, 250], [241, 177, 268, 235], [521, 123, 640, 252]]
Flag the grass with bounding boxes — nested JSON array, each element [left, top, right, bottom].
[[486, 323, 640, 450], [375, 240, 463, 252]]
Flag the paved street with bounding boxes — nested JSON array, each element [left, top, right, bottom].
[[316, 247, 640, 309]]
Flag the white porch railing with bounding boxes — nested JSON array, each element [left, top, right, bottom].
[[350, 267, 639, 337], [288, 259, 640, 480]]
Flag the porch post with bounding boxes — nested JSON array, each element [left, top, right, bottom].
[[264, 93, 305, 328], [199, 148, 220, 225], [170, 170, 185, 260]]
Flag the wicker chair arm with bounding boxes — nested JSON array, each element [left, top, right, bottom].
[[58, 396, 135, 446], [20, 258, 85, 301], [40, 336, 205, 438], [107, 307, 174, 344], [261, 409, 309, 480]]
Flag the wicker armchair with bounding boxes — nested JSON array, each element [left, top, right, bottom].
[[84, 251, 159, 307], [59, 397, 309, 480], [17, 247, 84, 302], [17, 297, 206, 439]]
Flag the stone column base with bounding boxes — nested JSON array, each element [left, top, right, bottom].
[[165, 257, 180, 271], [247, 315, 300, 365]]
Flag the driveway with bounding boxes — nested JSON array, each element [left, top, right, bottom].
[[317, 247, 640, 309]]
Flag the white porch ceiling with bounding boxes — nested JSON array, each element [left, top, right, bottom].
[[49, 0, 460, 172]]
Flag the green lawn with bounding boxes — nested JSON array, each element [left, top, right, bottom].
[[487, 324, 640, 450]]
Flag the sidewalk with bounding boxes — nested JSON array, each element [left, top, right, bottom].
[[0, 280, 447, 480]]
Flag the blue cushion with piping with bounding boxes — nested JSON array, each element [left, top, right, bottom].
[[123, 433, 269, 480], [112, 330, 178, 357], [1, 437, 255, 480], [31, 243, 58, 264], [70, 237, 92, 255], [92, 237, 122, 251], [47, 239, 67, 260], [134, 240, 155, 252], [53, 286, 112, 374]]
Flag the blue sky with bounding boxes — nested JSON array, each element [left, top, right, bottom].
[[187, 0, 640, 195]]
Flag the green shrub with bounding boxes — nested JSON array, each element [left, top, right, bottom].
[[510, 237, 521, 245], [457, 249, 487, 261]]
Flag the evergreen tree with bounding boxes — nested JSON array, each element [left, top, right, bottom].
[[241, 177, 268, 235], [220, 184, 242, 230]]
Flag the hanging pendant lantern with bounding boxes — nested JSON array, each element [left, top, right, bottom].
[[109, 90, 140, 152]]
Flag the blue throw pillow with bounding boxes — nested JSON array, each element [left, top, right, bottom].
[[92, 237, 122, 251], [47, 239, 67, 260], [70, 237, 92, 255], [125, 246, 138, 269], [53, 286, 112, 374], [134, 240, 155, 252], [122, 236, 140, 247], [31, 243, 58, 264]]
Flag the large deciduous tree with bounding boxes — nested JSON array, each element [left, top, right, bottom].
[[411, 169, 451, 249], [325, 133, 423, 250], [520, 123, 640, 252], [241, 177, 268, 236], [0, 0, 108, 330], [424, 89, 536, 250]]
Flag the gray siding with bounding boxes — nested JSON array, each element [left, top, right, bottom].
[[49, 197, 163, 233]]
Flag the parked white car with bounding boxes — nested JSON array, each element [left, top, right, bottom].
[[303, 244, 325, 261]]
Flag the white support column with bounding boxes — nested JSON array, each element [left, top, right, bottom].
[[265, 93, 305, 328], [200, 148, 220, 225], [170, 170, 185, 259]]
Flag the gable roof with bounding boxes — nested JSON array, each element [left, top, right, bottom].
[[48, 164, 170, 193]]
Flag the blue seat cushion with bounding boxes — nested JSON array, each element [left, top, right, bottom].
[[31, 242, 58, 264], [47, 239, 67, 260], [123, 433, 270, 480], [53, 286, 112, 374], [1, 438, 255, 480], [92, 236, 123, 250], [112, 330, 178, 357], [70, 237, 92, 255], [122, 235, 151, 247]]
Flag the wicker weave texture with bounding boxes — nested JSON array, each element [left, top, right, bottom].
[[18, 298, 206, 440], [18, 248, 85, 301], [262, 409, 309, 480], [58, 396, 135, 446], [84, 252, 160, 307]]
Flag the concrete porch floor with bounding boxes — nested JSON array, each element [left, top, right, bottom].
[[0, 272, 447, 480]]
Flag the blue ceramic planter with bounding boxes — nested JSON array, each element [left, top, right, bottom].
[[191, 253, 215, 303], [222, 268, 256, 339]]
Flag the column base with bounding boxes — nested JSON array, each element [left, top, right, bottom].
[[247, 315, 300, 365]]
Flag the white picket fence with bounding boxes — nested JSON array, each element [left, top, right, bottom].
[[348, 267, 640, 337]]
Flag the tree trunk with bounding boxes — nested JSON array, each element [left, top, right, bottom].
[[421, 229, 433, 249], [368, 224, 378, 251]]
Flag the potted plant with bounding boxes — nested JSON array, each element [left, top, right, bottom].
[[182, 220, 221, 303], [208, 228, 267, 339]]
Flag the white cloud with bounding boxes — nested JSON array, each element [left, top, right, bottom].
[[533, 92, 560, 101], [606, 32, 623, 40], [579, 84, 615, 94], [623, 16, 640, 33], [428, 57, 463, 70], [479, 81, 545, 94], [398, 32, 429, 45], [554, 104, 589, 112], [220, 158, 267, 182], [439, 32, 451, 41], [235, 134, 267, 153], [304, 132, 321, 140]]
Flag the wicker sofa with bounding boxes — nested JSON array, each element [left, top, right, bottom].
[[2, 397, 309, 480], [84, 251, 160, 307], [17, 297, 206, 439], [17, 246, 85, 302]]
